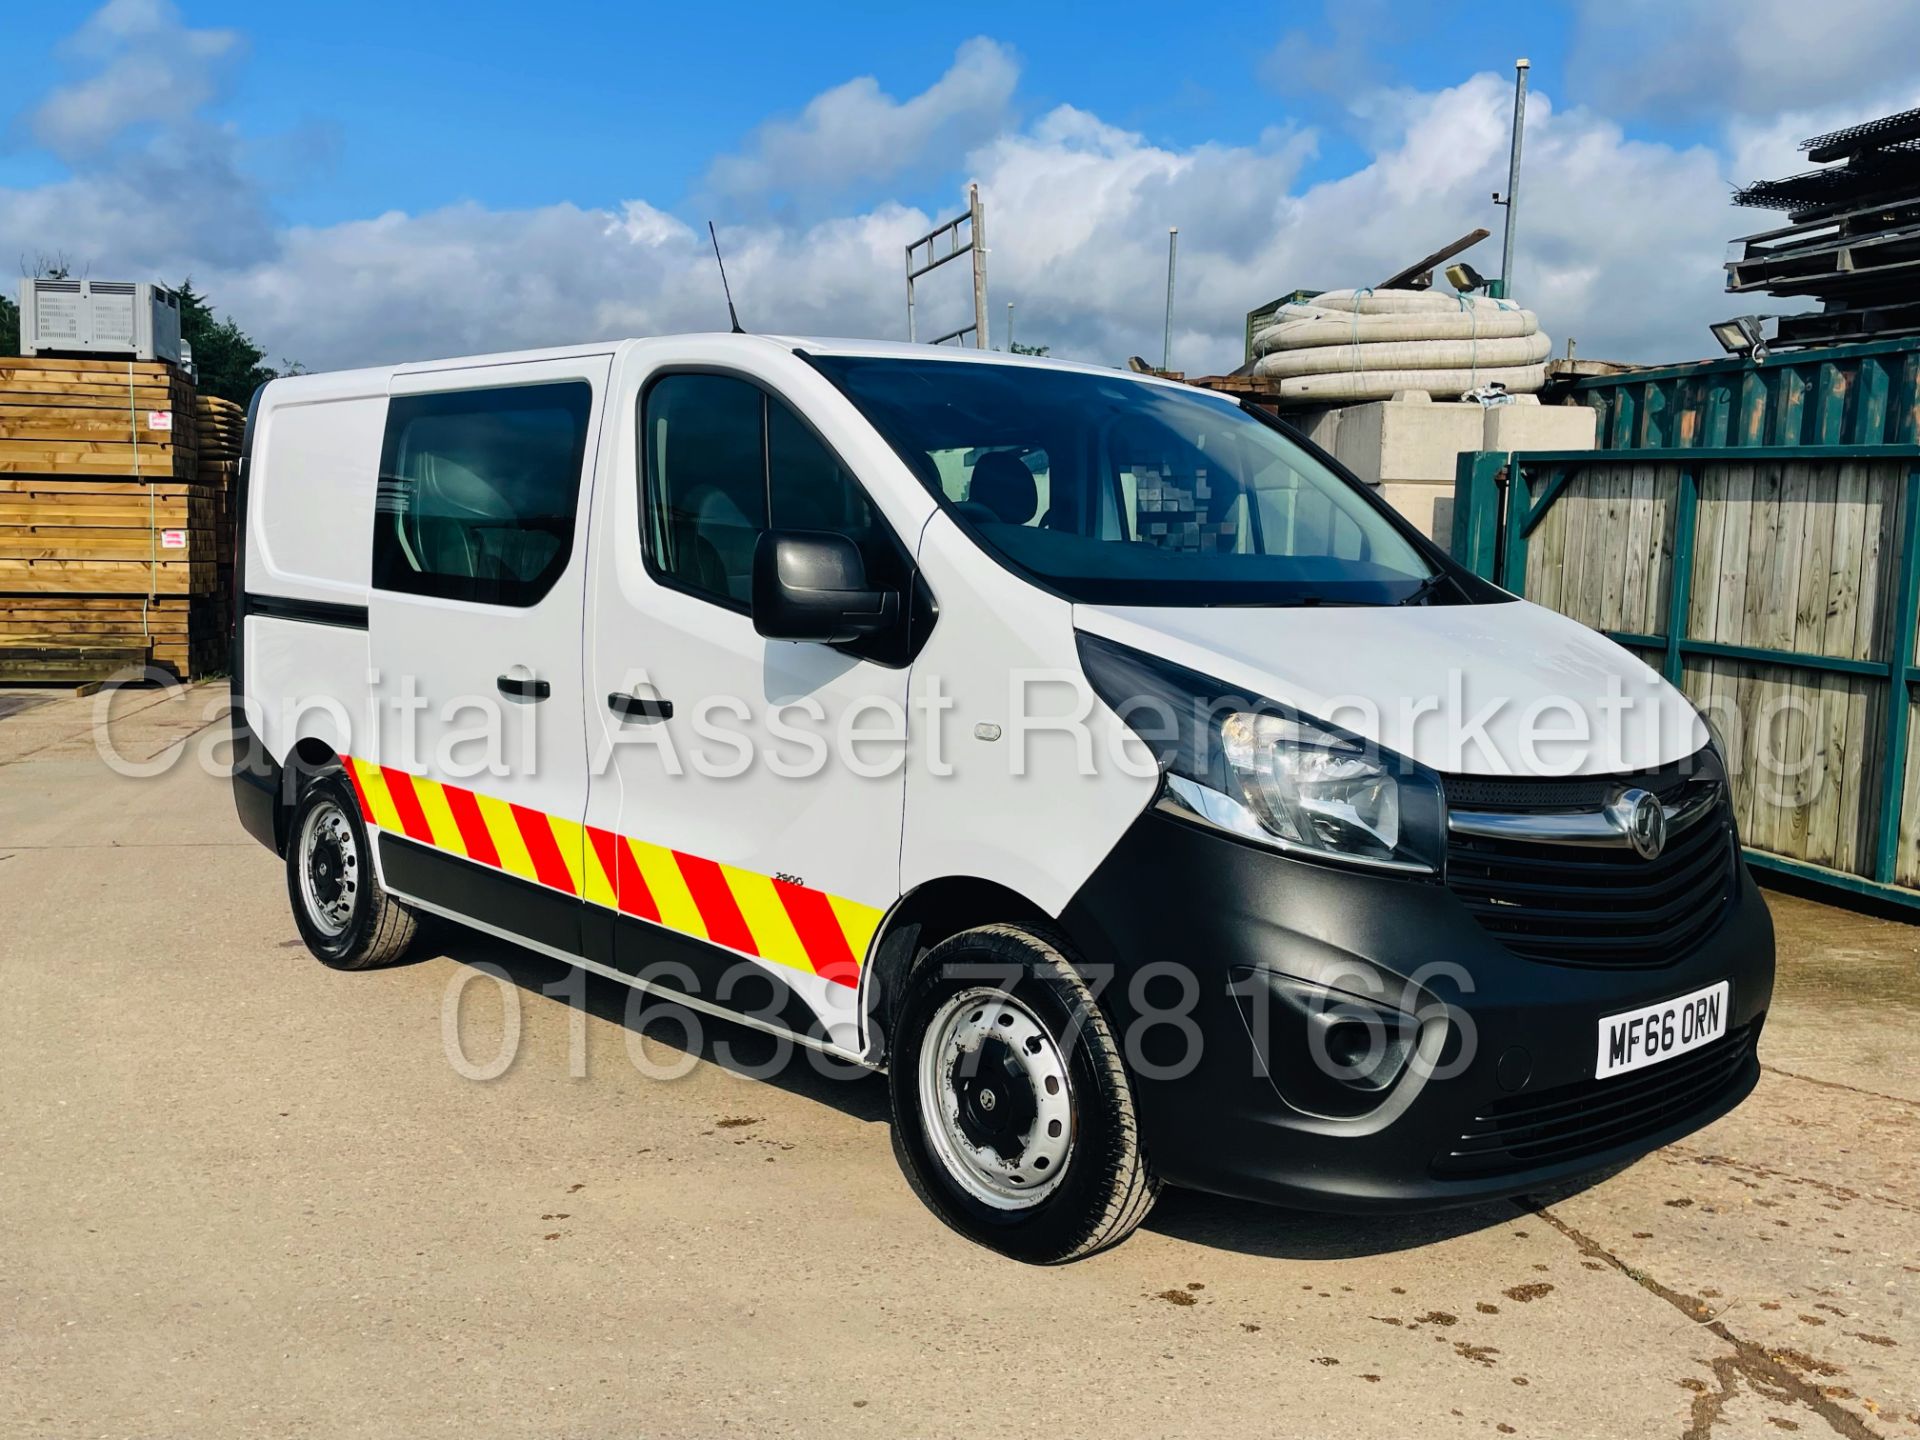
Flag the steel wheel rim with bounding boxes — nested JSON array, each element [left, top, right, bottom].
[[917, 987, 1075, 1210], [297, 798, 360, 938]]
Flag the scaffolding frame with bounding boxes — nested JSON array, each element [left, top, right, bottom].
[[905, 183, 988, 348]]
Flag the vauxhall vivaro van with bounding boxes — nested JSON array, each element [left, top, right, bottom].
[[231, 335, 1774, 1262]]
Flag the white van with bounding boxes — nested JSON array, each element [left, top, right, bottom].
[[230, 335, 1774, 1262]]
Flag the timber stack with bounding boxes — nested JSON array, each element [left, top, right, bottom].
[[0, 356, 234, 681]]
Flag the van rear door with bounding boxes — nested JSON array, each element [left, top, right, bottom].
[[361, 355, 611, 954]]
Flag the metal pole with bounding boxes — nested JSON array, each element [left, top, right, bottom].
[[1498, 58, 1529, 301], [1006, 302, 1014, 352], [969, 183, 989, 351], [905, 244, 916, 342], [1162, 227, 1179, 373]]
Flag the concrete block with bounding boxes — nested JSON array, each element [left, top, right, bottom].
[[1381, 482, 1453, 549], [1291, 406, 1341, 456], [1286, 394, 1594, 548], [1483, 400, 1598, 453], [1330, 399, 1485, 486]]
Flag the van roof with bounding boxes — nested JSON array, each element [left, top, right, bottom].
[[259, 333, 1192, 400]]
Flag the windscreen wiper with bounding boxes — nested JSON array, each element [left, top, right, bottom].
[[1398, 572, 1452, 606]]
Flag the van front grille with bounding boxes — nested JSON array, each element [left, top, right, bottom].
[[1431, 1021, 1756, 1178], [1444, 779, 1737, 968]]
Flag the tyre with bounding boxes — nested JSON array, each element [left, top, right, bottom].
[[285, 770, 419, 970], [887, 923, 1160, 1263]]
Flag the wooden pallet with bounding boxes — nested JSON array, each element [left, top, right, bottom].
[[0, 358, 236, 678], [0, 594, 229, 680], [195, 394, 247, 462], [0, 644, 154, 683]]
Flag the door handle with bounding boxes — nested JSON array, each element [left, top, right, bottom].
[[497, 674, 551, 700], [607, 692, 673, 721]]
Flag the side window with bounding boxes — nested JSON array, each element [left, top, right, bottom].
[[642, 374, 908, 607], [643, 374, 766, 603], [372, 382, 592, 606]]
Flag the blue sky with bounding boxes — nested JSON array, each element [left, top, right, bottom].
[[7, 1, 1592, 226], [5, 1, 1918, 372]]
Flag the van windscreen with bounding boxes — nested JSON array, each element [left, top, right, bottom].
[[808, 355, 1441, 608]]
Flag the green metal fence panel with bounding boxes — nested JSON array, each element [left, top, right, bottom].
[[1452, 439, 1920, 912], [1876, 467, 1920, 884], [1571, 337, 1920, 452], [1449, 450, 1507, 577]]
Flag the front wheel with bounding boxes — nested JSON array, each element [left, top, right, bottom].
[[887, 924, 1159, 1263], [285, 771, 419, 970]]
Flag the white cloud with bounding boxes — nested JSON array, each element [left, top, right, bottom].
[[27, 0, 240, 159], [5, 6, 1896, 377], [703, 37, 1018, 207], [1569, 0, 1920, 120]]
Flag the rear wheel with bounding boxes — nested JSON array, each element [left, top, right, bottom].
[[286, 771, 419, 970], [887, 924, 1159, 1263]]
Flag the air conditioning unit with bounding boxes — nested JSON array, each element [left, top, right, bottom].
[[19, 279, 184, 364]]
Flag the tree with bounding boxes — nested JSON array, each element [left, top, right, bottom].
[[0, 292, 17, 357], [176, 279, 283, 404], [1010, 340, 1050, 357]]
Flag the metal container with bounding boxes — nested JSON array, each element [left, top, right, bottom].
[[1567, 337, 1920, 451], [20, 279, 183, 364]]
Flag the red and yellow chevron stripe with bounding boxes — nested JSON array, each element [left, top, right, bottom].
[[341, 756, 882, 990]]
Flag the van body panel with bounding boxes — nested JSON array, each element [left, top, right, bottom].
[[581, 339, 939, 1052], [240, 375, 383, 782], [363, 353, 613, 946], [245, 382, 384, 606], [899, 512, 1160, 918], [1073, 597, 1708, 776], [247, 615, 368, 767]]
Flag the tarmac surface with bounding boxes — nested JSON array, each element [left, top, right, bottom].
[[2, 681, 1915, 1439]]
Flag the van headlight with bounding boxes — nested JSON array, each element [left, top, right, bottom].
[[1078, 633, 1446, 875]]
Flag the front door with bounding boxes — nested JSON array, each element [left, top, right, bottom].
[[362, 355, 610, 955], [583, 363, 921, 1055]]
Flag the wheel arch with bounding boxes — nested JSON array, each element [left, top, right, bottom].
[[253, 736, 346, 856], [859, 875, 1074, 1065]]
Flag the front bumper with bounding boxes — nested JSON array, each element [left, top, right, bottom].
[[1059, 806, 1775, 1212]]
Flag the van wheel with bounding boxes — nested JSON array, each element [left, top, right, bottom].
[[286, 771, 419, 970], [887, 924, 1159, 1263]]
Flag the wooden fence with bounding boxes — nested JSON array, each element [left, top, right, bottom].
[[1453, 444, 1920, 909]]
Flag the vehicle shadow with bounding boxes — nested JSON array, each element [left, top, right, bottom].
[[415, 926, 1623, 1261], [1145, 1165, 1626, 1260], [1148, 1191, 1516, 1259]]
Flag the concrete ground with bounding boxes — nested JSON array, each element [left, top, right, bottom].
[[2, 681, 1915, 1440]]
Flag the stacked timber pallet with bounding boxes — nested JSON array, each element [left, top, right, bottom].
[[196, 392, 245, 656], [0, 356, 235, 681], [1728, 106, 1920, 348]]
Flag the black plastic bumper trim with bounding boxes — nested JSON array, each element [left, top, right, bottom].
[[1058, 804, 1776, 1212], [379, 834, 582, 957], [376, 835, 834, 1044]]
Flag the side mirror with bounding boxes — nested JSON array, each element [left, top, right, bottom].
[[752, 531, 900, 644]]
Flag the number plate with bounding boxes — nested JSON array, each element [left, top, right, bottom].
[[1596, 981, 1729, 1079]]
